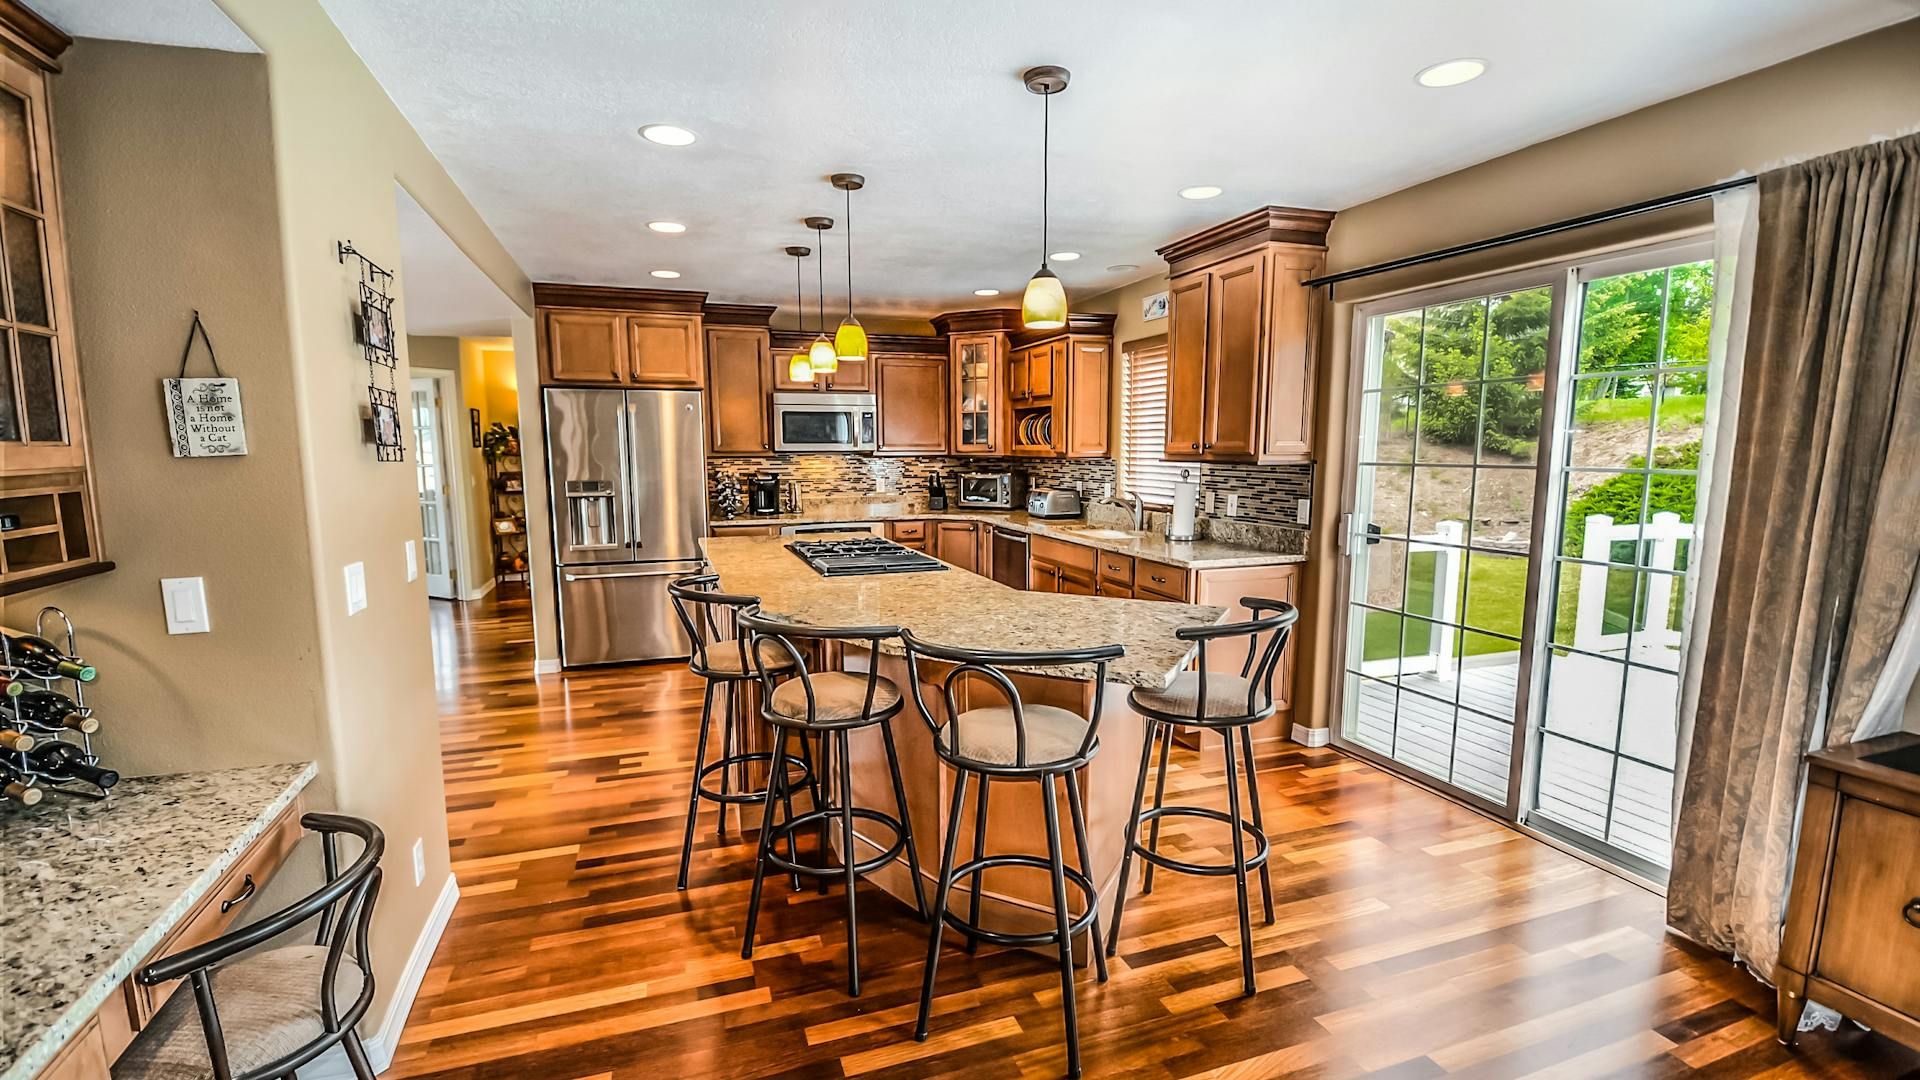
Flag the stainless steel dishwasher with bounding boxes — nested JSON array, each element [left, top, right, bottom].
[[991, 527, 1028, 589]]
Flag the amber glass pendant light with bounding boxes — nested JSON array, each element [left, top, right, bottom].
[[806, 216, 838, 373], [1021, 66, 1070, 330], [785, 245, 814, 383], [831, 173, 869, 362]]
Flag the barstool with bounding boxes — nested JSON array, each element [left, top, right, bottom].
[[1106, 598, 1298, 997], [901, 631, 1123, 1080], [736, 609, 927, 997], [667, 575, 809, 891]]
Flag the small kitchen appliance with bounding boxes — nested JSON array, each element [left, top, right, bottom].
[[789, 537, 947, 577], [772, 392, 878, 452], [927, 471, 947, 511], [957, 471, 1027, 510], [1026, 487, 1083, 519], [748, 474, 782, 515]]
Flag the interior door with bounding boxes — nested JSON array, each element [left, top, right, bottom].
[[409, 376, 456, 599]]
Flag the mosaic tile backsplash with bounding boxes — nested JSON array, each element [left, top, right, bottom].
[[709, 454, 1315, 532]]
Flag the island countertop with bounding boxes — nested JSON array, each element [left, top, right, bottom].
[[703, 535, 1226, 687], [1, 761, 318, 1080]]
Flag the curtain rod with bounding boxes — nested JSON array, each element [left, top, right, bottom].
[[1303, 176, 1756, 294]]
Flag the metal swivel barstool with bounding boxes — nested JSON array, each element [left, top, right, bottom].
[[1106, 598, 1298, 997], [901, 631, 1124, 1080], [667, 575, 810, 891], [736, 609, 927, 997]]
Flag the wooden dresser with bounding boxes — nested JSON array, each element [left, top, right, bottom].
[[1777, 732, 1920, 1052]]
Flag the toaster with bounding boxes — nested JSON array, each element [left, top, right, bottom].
[[1026, 487, 1083, 519]]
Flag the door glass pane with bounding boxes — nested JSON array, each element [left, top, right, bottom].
[[1452, 710, 1514, 804], [3, 208, 47, 326], [0, 89, 36, 210], [1469, 467, 1534, 549], [18, 331, 60, 442], [1409, 465, 1471, 538], [0, 332, 17, 441], [1356, 464, 1411, 538], [1456, 630, 1521, 719], [1460, 551, 1528, 640], [1361, 390, 1414, 462], [1535, 733, 1614, 837]]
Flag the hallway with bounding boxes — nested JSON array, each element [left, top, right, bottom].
[[390, 590, 1916, 1079]]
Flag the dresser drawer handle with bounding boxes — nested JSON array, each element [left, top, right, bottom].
[[1905, 898, 1920, 930], [220, 873, 257, 914]]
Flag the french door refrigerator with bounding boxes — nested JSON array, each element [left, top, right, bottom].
[[544, 387, 707, 666]]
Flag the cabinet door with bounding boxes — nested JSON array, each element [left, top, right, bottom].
[[1027, 341, 1057, 399], [704, 327, 770, 454], [771, 340, 818, 391], [1203, 249, 1267, 459], [934, 522, 978, 573], [1064, 338, 1109, 458], [1164, 273, 1210, 457], [950, 333, 1003, 455], [627, 313, 704, 388], [823, 353, 871, 391], [1008, 347, 1029, 401], [875, 354, 948, 454], [1027, 555, 1058, 592], [544, 310, 627, 384], [1260, 250, 1323, 460], [1815, 798, 1920, 1018]]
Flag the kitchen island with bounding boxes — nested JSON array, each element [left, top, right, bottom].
[[703, 534, 1225, 945]]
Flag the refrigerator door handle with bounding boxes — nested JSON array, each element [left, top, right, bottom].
[[563, 565, 704, 582]]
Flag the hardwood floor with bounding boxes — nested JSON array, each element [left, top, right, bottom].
[[391, 586, 1919, 1079]]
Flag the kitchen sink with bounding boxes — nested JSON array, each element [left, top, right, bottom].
[[1063, 527, 1142, 540]]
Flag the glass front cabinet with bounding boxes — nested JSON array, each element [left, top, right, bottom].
[[948, 331, 1005, 456]]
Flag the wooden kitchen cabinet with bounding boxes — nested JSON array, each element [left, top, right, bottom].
[[628, 313, 704, 388], [874, 353, 948, 454], [535, 284, 707, 389], [1157, 206, 1333, 464], [947, 331, 1006, 455], [704, 320, 772, 454], [543, 310, 627, 384], [933, 520, 980, 574], [710, 523, 777, 537], [1095, 551, 1134, 598], [886, 519, 928, 552], [1029, 534, 1095, 595]]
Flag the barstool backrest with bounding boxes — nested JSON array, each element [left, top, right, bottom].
[[899, 631, 1124, 773], [1178, 598, 1300, 722], [736, 608, 902, 725], [668, 574, 760, 677]]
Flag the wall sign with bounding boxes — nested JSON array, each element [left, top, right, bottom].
[[1142, 291, 1169, 321], [163, 311, 248, 457]]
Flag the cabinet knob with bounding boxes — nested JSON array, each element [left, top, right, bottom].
[[1905, 898, 1920, 929], [1190, 442, 1199, 450]]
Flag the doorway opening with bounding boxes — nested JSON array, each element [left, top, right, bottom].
[[410, 370, 458, 600]]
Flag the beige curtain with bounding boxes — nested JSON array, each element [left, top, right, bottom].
[[1668, 133, 1920, 978]]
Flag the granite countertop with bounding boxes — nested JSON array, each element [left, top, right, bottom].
[[1, 762, 318, 1080], [703, 535, 1226, 687], [711, 503, 1307, 570]]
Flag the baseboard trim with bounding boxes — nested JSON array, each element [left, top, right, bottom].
[[533, 658, 561, 675], [1290, 722, 1331, 748], [304, 871, 458, 1077], [460, 577, 497, 602]]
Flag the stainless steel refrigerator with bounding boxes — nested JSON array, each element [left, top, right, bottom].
[[544, 387, 707, 666]]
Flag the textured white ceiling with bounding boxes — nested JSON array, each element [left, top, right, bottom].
[[395, 188, 521, 338], [318, 0, 1913, 324], [30, 0, 257, 52]]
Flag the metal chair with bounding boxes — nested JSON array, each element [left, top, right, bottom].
[[736, 608, 927, 998], [901, 631, 1124, 1080], [667, 574, 811, 890], [113, 814, 384, 1080], [1106, 598, 1298, 997]]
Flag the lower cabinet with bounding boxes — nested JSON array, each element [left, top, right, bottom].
[[1029, 534, 1094, 595], [710, 523, 777, 537], [886, 519, 928, 552], [933, 521, 980, 574]]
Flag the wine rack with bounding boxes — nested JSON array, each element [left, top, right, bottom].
[[2, 606, 115, 806]]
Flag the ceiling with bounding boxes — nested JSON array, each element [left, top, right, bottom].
[[395, 187, 522, 338], [31, 0, 257, 52]]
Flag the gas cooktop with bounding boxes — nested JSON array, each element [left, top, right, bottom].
[[789, 537, 948, 577]]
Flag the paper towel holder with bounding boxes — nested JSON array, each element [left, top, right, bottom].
[[1166, 468, 1200, 542]]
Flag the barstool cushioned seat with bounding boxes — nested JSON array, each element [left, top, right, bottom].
[[113, 946, 364, 1080], [700, 640, 800, 676], [1130, 671, 1254, 719], [939, 704, 1089, 767], [770, 671, 901, 722]]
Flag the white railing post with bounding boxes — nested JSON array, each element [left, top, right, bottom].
[[1432, 521, 1463, 677], [1576, 514, 1613, 651], [1640, 511, 1684, 659]]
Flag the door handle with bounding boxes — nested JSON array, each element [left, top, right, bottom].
[[1365, 522, 1382, 546], [564, 566, 702, 582]]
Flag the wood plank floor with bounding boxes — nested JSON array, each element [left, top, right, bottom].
[[389, 586, 1920, 1079]]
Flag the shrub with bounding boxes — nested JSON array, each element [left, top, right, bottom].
[[1562, 441, 1700, 558]]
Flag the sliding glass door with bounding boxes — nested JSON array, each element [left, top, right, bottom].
[[1337, 239, 1718, 875]]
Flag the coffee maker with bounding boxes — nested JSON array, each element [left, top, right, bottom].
[[749, 474, 782, 515]]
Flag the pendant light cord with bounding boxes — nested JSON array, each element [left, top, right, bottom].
[[815, 224, 827, 330], [1041, 89, 1050, 267], [794, 252, 805, 333], [844, 185, 854, 318]]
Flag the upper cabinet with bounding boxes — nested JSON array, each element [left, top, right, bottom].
[[534, 284, 706, 389], [1157, 206, 1333, 464], [873, 351, 948, 455], [769, 335, 870, 393], [703, 305, 775, 456], [946, 331, 1006, 456], [934, 309, 1111, 461]]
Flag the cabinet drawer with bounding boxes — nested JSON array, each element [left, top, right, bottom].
[[888, 520, 926, 541], [133, 800, 305, 1025], [1096, 552, 1134, 587], [1815, 798, 1920, 1017], [1136, 559, 1189, 601], [1029, 534, 1095, 576]]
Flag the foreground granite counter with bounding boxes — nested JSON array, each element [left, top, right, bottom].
[[702, 534, 1225, 687], [1, 761, 318, 1080]]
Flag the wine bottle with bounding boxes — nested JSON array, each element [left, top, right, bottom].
[[0, 728, 37, 752], [10, 690, 98, 733], [24, 741, 118, 789], [0, 673, 27, 698], [2, 780, 42, 806], [0, 632, 95, 682]]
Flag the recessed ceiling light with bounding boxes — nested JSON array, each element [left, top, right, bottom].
[[1049, 251, 1081, 262], [1106, 263, 1139, 272], [1179, 185, 1223, 200], [638, 124, 697, 146], [1415, 58, 1487, 88], [647, 221, 686, 234], [974, 288, 1001, 297], [650, 269, 681, 279]]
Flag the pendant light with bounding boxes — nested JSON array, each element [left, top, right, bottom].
[[1021, 66, 1070, 330], [805, 216, 838, 373], [830, 173, 869, 362], [785, 245, 814, 383]]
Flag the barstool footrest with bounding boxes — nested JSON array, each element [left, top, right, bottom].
[[694, 752, 811, 807], [761, 806, 908, 879], [939, 854, 1100, 947], [1128, 806, 1270, 876]]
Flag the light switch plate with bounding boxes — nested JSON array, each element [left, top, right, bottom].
[[1225, 493, 1241, 516], [1202, 490, 1216, 515], [160, 577, 211, 635], [1297, 498, 1312, 526], [405, 540, 418, 582], [411, 838, 426, 886], [344, 562, 368, 615]]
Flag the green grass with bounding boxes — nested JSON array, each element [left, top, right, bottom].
[[1574, 392, 1706, 431], [1361, 551, 1531, 663]]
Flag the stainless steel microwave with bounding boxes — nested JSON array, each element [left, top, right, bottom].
[[772, 392, 876, 453], [957, 471, 1027, 509]]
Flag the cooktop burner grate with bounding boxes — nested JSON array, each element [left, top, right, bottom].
[[788, 537, 949, 577]]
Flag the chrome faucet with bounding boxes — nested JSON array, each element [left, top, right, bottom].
[[1125, 491, 1145, 531]]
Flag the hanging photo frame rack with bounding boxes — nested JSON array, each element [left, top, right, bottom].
[[338, 240, 405, 462]]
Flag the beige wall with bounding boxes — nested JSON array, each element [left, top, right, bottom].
[[19, 41, 327, 784], [1298, 18, 1920, 731]]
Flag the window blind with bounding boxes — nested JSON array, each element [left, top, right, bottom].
[[1119, 346, 1184, 506]]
